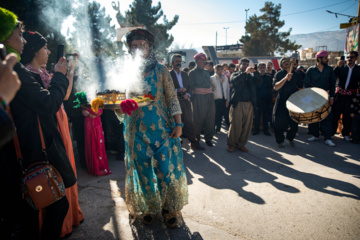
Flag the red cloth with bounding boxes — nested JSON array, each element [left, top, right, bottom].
[[193, 53, 206, 60], [315, 51, 328, 58], [83, 108, 111, 176], [120, 99, 138, 115]]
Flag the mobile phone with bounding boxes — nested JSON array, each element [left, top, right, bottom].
[[340, 56, 345, 61], [56, 44, 64, 62], [0, 43, 6, 60], [66, 53, 76, 61]]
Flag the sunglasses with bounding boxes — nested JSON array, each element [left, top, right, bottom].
[[347, 56, 355, 59]]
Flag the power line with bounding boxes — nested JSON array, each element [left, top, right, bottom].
[[338, 2, 357, 13], [177, 0, 353, 25], [178, 20, 244, 26], [281, 0, 352, 17]]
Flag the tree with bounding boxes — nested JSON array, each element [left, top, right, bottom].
[[115, 0, 179, 60], [70, 1, 117, 58], [239, 1, 301, 56], [2, 0, 72, 65]]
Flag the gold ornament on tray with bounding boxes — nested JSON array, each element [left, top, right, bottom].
[[88, 89, 154, 112]]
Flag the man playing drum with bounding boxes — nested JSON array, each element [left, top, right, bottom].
[[305, 51, 336, 147], [273, 57, 303, 148]]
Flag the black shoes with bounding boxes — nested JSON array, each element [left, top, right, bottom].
[[252, 129, 259, 135], [206, 141, 213, 147], [263, 130, 271, 136], [190, 142, 205, 150]]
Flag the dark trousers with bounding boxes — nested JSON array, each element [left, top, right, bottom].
[[274, 113, 298, 144], [215, 99, 226, 131], [71, 116, 86, 168], [3, 196, 69, 240], [309, 111, 333, 140], [101, 109, 125, 158], [41, 197, 69, 239], [224, 105, 230, 126], [351, 114, 360, 140], [332, 95, 352, 136], [192, 94, 215, 142], [254, 98, 271, 131], [179, 98, 197, 144]]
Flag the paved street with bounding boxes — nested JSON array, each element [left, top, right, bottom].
[[69, 125, 360, 240]]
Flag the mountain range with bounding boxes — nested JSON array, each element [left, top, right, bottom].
[[289, 30, 347, 52]]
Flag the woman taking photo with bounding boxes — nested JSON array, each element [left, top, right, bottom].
[[0, 7, 76, 239], [21, 31, 84, 238]]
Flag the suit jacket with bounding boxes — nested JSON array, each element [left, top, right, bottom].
[[170, 69, 191, 98], [334, 64, 360, 90]]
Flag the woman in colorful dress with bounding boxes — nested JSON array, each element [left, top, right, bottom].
[[21, 31, 84, 238], [82, 106, 111, 176], [115, 28, 188, 228]]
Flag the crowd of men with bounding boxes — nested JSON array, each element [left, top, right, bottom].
[[169, 50, 360, 152]]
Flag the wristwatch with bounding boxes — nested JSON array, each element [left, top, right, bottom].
[[175, 123, 183, 127]]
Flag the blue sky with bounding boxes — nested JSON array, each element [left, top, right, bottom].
[[97, 0, 358, 49]]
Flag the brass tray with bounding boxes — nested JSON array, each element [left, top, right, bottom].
[[85, 100, 154, 110]]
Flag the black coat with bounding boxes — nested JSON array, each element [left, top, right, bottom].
[[273, 70, 303, 119], [1, 63, 76, 188], [229, 71, 261, 108], [334, 64, 360, 90]]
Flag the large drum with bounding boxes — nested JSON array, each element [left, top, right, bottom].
[[286, 87, 331, 124]]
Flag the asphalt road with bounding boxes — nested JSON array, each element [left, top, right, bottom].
[[68, 125, 360, 240]]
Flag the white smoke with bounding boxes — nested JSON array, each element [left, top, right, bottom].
[[103, 50, 146, 98], [40, 0, 147, 101]]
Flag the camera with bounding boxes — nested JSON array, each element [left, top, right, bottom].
[[66, 53, 77, 62]]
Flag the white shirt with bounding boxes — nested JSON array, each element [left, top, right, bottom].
[[210, 73, 230, 101], [345, 65, 354, 89], [175, 70, 184, 88], [174, 70, 191, 98]]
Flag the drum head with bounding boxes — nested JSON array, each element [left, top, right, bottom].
[[286, 87, 328, 113]]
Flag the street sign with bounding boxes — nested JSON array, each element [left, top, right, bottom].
[[340, 17, 358, 29], [341, 23, 354, 29], [216, 44, 243, 51]]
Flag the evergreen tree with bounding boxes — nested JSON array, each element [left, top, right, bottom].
[[239, 1, 301, 56], [71, 1, 117, 58], [1, 0, 72, 65], [117, 0, 179, 60], [88, 1, 117, 57]]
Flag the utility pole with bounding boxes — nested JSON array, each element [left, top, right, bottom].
[[223, 27, 229, 45], [245, 8, 250, 35], [216, 31, 218, 50], [224, 27, 229, 56]]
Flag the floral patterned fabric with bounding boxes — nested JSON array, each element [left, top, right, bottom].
[[116, 63, 188, 215]]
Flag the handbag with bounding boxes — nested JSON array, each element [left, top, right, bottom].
[[12, 115, 66, 210]]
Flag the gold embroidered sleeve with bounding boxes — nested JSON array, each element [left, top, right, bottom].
[[162, 67, 182, 116], [114, 110, 124, 122]]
